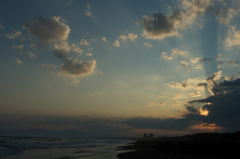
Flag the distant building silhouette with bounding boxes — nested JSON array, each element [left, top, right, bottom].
[[144, 133, 147, 138], [143, 133, 153, 138]]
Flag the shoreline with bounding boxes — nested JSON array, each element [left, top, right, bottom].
[[116, 133, 240, 159]]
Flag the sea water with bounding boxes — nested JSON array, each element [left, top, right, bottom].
[[0, 136, 130, 159]]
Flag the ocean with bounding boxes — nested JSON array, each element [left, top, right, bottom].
[[0, 136, 131, 159]]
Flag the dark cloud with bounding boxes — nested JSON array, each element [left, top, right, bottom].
[[186, 106, 198, 114], [229, 60, 239, 65], [125, 116, 198, 131], [142, 10, 182, 39], [127, 73, 240, 132], [23, 16, 70, 42], [59, 59, 96, 76], [191, 57, 212, 63]]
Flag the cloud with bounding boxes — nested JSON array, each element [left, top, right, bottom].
[[102, 37, 107, 42], [166, 81, 192, 89], [225, 26, 240, 46], [191, 57, 212, 63], [141, 0, 236, 40], [16, 59, 23, 64], [162, 52, 173, 60], [172, 48, 188, 56], [142, 10, 182, 39], [23, 16, 70, 42], [216, 54, 223, 64], [80, 39, 90, 45], [189, 91, 201, 97], [195, 65, 202, 69], [127, 33, 138, 41], [167, 77, 209, 90], [118, 33, 138, 41], [187, 77, 240, 131], [53, 41, 70, 61], [162, 49, 188, 60], [58, 59, 96, 84], [215, 8, 239, 25], [5, 30, 21, 40], [181, 0, 238, 26], [173, 93, 184, 99], [28, 52, 37, 59], [86, 5, 93, 17], [180, 60, 189, 67], [144, 42, 152, 47], [12, 45, 24, 51], [158, 94, 165, 97], [229, 60, 239, 65], [52, 41, 97, 84], [135, 19, 140, 25], [42, 64, 56, 69], [126, 73, 240, 132], [146, 102, 165, 107], [113, 40, 120, 47], [70, 44, 82, 56], [85, 53, 92, 56], [186, 106, 198, 114]]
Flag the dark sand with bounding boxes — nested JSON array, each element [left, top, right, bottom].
[[116, 133, 240, 159]]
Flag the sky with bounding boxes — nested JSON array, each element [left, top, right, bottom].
[[1, 0, 240, 137]]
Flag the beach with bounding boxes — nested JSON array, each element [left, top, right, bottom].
[[116, 133, 240, 159], [0, 136, 130, 159]]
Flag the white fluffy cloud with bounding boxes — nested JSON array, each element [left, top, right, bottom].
[[23, 16, 70, 42], [162, 48, 188, 60], [71, 44, 82, 56], [225, 26, 240, 46], [162, 52, 173, 60], [144, 42, 152, 47], [172, 48, 188, 56], [118, 33, 138, 41], [180, 60, 189, 67], [86, 5, 93, 17], [113, 40, 120, 47], [5, 30, 21, 40], [80, 39, 90, 45]]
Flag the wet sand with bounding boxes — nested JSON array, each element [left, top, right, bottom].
[[116, 133, 240, 159]]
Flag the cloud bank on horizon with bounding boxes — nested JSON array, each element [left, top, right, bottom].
[[1, 0, 240, 136]]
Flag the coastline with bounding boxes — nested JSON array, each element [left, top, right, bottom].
[[116, 133, 240, 159]]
